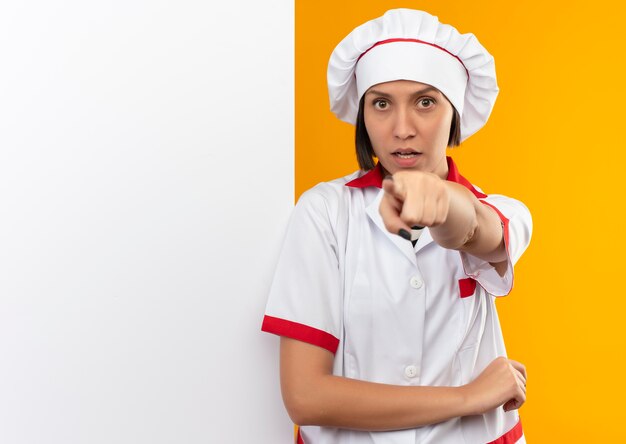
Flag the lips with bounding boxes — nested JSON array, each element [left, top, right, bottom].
[[392, 148, 421, 159]]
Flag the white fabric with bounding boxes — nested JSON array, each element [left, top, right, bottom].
[[462, 189, 532, 297], [410, 226, 424, 242], [263, 169, 532, 444], [327, 8, 499, 142], [356, 41, 468, 116]]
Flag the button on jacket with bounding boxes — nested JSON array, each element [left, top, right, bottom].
[[262, 157, 532, 444]]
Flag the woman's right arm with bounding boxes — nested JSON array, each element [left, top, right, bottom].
[[280, 337, 527, 431]]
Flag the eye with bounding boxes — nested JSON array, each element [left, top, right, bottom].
[[417, 98, 435, 108], [373, 99, 389, 110]]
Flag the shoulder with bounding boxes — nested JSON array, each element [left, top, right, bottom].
[[474, 186, 533, 265], [480, 191, 532, 225], [290, 170, 364, 237], [296, 170, 362, 212], [470, 183, 531, 217]]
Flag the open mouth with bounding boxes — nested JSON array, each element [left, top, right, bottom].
[[392, 149, 421, 159]]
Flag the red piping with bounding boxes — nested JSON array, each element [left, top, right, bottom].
[[357, 38, 469, 79]]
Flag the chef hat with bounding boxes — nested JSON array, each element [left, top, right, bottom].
[[327, 9, 499, 142]]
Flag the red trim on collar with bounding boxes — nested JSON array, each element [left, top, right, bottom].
[[345, 157, 487, 198], [446, 156, 488, 199], [296, 427, 304, 444], [344, 162, 386, 189]]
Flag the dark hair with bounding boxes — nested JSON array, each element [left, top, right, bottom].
[[355, 95, 462, 171]]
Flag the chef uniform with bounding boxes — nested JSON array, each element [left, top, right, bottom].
[[262, 9, 533, 444]]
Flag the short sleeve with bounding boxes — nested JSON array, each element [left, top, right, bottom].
[[261, 187, 343, 354], [459, 194, 532, 296]]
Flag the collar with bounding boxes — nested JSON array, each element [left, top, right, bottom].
[[345, 156, 487, 199]]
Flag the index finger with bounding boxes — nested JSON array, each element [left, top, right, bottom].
[[382, 175, 408, 201], [380, 178, 412, 239]]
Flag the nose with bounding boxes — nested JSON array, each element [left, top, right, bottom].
[[392, 108, 416, 140]]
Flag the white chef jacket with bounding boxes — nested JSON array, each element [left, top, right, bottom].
[[262, 157, 532, 444]]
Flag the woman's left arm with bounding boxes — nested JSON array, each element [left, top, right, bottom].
[[379, 171, 507, 266]]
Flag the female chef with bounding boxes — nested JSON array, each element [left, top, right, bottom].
[[262, 9, 532, 444]]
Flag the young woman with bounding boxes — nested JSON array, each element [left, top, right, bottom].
[[262, 9, 532, 444]]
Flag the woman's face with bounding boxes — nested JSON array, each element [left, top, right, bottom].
[[363, 80, 454, 178]]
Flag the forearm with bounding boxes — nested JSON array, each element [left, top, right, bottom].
[[285, 373, 472, 431], [430, 182, 506, 263], [429, 182, 478, 250], [281, 338, 475, 431], [381, 172, 505, 264]]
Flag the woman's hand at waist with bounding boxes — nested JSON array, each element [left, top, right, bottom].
[[461, 356, 527, 415]]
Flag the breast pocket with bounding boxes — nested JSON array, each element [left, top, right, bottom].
[[458, 277, 477, 298]]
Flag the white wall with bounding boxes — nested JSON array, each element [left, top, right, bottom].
[[0, 1, 294, 442]]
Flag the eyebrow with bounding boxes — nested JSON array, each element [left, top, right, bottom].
[[366, 86, 439, 98]]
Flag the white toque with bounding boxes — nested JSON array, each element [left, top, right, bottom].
[[327, 9, 499, 142]]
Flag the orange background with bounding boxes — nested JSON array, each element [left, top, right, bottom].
[[296, 1, 626, 441]]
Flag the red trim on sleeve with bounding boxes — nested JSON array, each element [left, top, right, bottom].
[[487, 418, 523, 444], [261, 315, 340, 354], [480, 200, 510, 251], [458, 278, 477, 298]]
